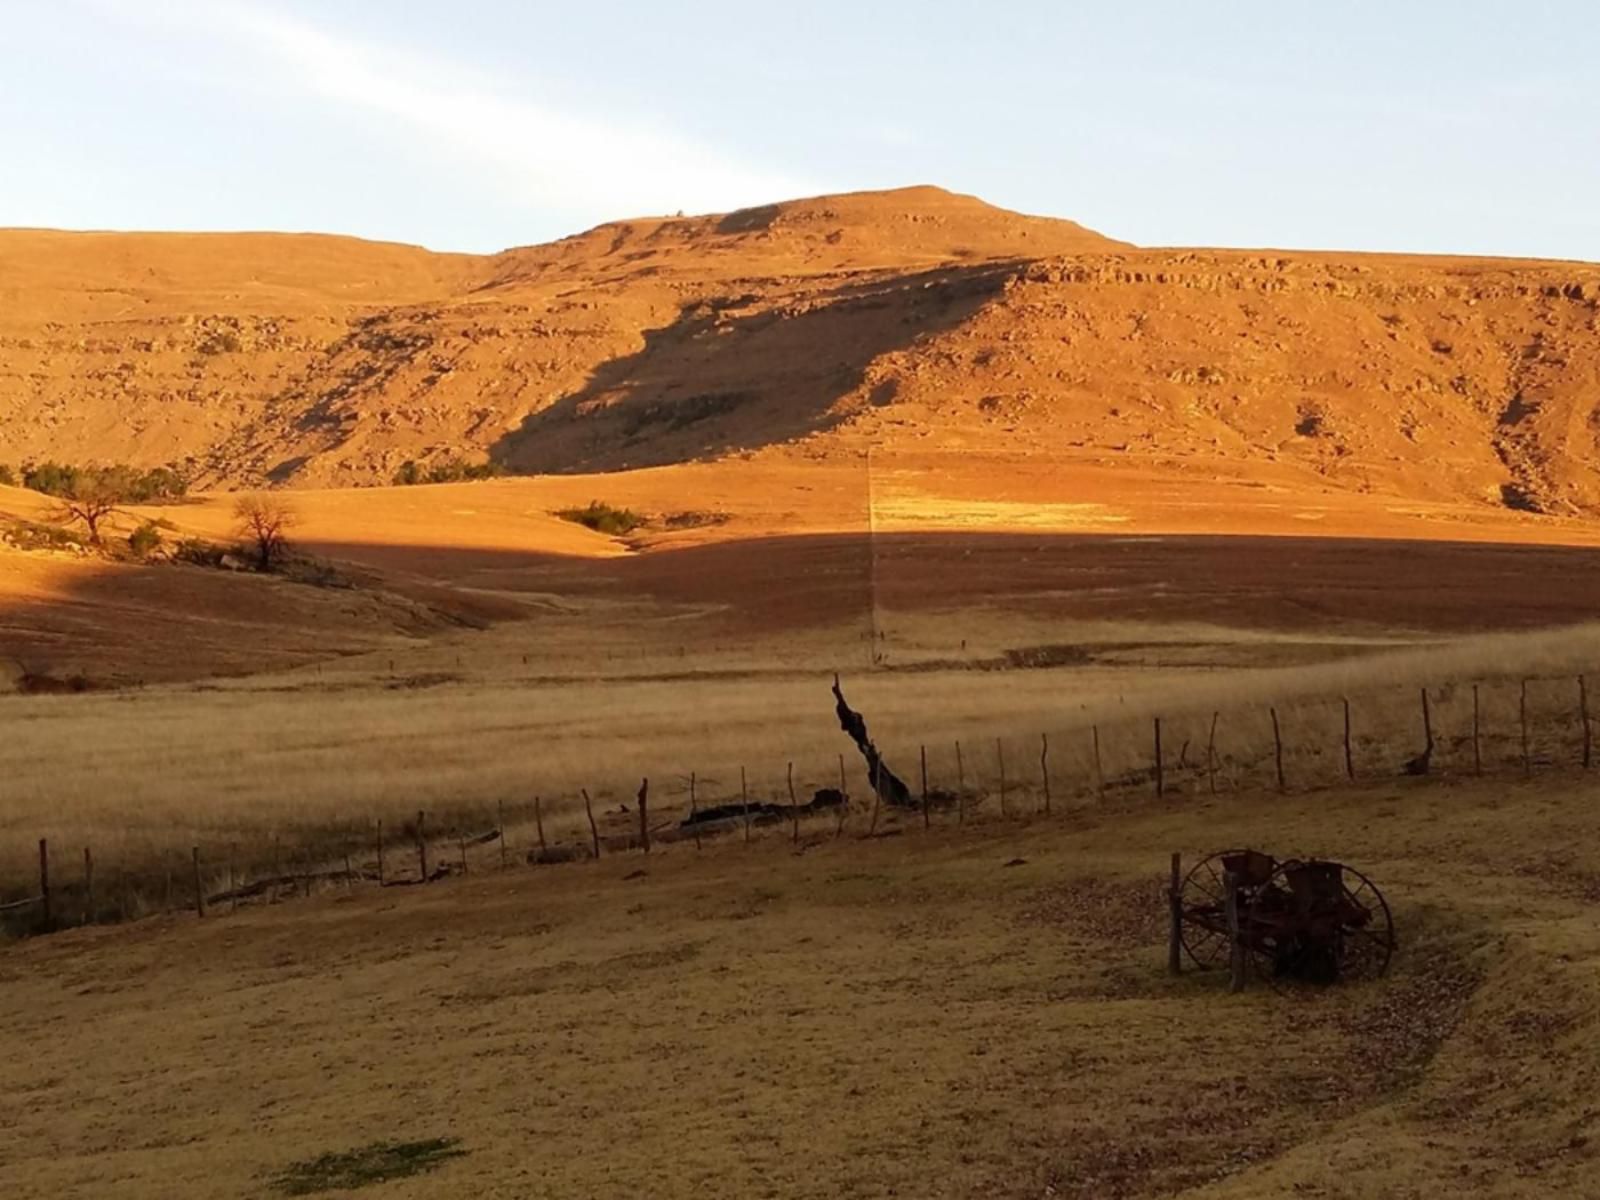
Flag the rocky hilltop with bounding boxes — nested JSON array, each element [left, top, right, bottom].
[[2, 186, 1598, 514]]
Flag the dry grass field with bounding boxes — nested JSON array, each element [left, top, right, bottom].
[[6, 457, 1600, 915], [2, 770, 1595, 1198], [5, 457, 1600, 1198]]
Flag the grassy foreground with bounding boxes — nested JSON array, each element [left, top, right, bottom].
[[2, 771, 1596, 1198]]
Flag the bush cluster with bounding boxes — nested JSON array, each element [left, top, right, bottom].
[[16, 461, 189, 503], [555, 500, 647, 536], [392, 457, 504, 486]]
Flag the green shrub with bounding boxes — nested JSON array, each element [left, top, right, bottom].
[[555, 500, 646, 536], [393, 457, 504, 486], [128, 522, 163, 558], [22, 460, 80, 497], [20, 461, 188, 503], [0, 464, 15, 488]]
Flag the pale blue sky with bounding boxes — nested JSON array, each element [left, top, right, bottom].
[[3, 1, 1597, 259]]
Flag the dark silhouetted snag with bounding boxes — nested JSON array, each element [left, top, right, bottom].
[[832, 675, 915, 808]]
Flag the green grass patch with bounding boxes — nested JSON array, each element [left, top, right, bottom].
[[555, 499, 646, 536], [271, 1138, 466, 1195]]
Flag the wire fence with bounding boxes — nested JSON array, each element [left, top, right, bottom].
[[3, 669, 1593, 938]]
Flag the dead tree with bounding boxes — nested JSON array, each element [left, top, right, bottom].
[[832, 675, 915, 808], [233, 494, 296, 571]]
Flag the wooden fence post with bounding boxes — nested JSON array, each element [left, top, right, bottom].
[[638, 778, 651, 853], [920, 745, 930, 830], [345, 851, 354, 889], [1153, 718, 1164, 797], [229, 844, 238, 913], [1520, 680, 1531, 776], [1092, 725, 1104, 799], [1342, 697, 1355, 781], [582, 789, 600, 859], [417, 810, 429, 881], [458, 836, 468, 876], [1419, 688, 1435, 774], [1225, 870, 1244, 993], [690, 771, 702, 852], [996, 738, 1008, 816], [955, 740, 966, 824], [535, 796, 547, 852], [834, 757, 847, 837], [1270, 707, 1286, 793], [1040, 733, 1051, 815], [498, 800, 508, 869], [788, 762, 799, 845], [1472, 685, 1482, 776], [1580, 676, 1592, 770], [1207, 711, 1219, 795], [1167, 852, 1182, 975], [39, 838, 50, 927], [192, 846, 206, 919], [83, 846, 94, 926]]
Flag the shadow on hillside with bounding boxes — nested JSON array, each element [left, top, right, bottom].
[[489, 261, 1022, 474], [8, 531, 1600, 690]]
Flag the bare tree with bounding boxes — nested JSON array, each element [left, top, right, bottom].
[[233, 494, 296, 571], [52, 472, 125, 546]]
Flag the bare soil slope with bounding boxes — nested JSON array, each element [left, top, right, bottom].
[[5, 186, 1597, 515]]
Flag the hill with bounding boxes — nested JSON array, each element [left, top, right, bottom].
[[2, 186, 1599, 516]]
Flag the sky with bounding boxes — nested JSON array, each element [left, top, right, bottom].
[[2, 1, 1597, 260]]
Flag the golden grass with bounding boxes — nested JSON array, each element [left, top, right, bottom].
[[4, 602, 1597, 918]]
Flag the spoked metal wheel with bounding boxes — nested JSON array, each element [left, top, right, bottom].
[[1246, 859, 1396, 985], [1332, 863, 1396, 980], [1177, 849, 1245, 970]]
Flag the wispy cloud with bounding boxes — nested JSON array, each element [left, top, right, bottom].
[[104, 0, 817, 226]]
